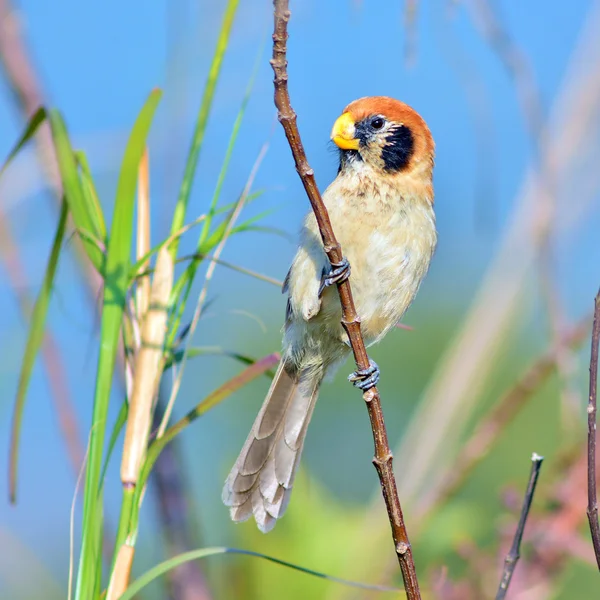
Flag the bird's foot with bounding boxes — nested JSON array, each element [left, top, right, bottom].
[[348, 359, 380, 390], [318, 257, 351, 297]]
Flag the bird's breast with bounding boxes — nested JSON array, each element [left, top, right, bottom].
[[320, 184, 436, 345]]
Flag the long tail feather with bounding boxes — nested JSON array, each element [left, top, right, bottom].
[[222, 361, 321, 532]]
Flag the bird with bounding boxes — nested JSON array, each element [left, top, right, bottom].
[[222, 96, 437, 533]]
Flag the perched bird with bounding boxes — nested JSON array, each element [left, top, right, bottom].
[[222, 96, 437, 532]]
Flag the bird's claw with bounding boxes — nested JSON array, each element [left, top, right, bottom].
[[319, 257, 351, 297], [348, 359, 380, 391]]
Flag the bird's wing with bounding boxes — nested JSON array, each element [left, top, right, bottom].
[[283, 237, 327, 322]]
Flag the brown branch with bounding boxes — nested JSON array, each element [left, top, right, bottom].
[[271, 2, 420, 597], [496, 453, 544, 599], [587, 288, 600, 569]]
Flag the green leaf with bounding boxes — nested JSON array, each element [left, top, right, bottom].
[[99, 400, 128, 487], [233, 224, 292, 241], [0, 107, 47, 179], [75, 150, 107, 241], [168, 0, 240, 257], [118, 546, 401, 600], [168, 188, 267, 310], [48, 111, 104, 272], [199, 206, 276, 254], [165, 346, 276, 377], [174, 254, 282, 288], [197, 38, 264, 248], [128, 213, 208, 277], [75, 88, 162, 600], [8, 200, 68, 502]]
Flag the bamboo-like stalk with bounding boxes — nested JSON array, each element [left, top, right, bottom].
[[120, 246, 173, 484], [136, 148, 151, 321], [271, 2, 421, 597], [111, 246, 173, 593], [106, 543, 134, 600]]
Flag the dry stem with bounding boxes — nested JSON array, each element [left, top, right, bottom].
[[271, 1, 420, 596], [587, 288, 600, 569], [495, 453, 544, 599]]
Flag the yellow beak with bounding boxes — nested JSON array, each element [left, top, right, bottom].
[[331, 112, 359, 150]]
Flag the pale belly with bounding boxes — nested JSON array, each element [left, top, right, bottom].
[[282, 191, 436, 369], [319, 225, 434, 346]]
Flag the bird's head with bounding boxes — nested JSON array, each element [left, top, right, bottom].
[[331, 96, 434, 179]]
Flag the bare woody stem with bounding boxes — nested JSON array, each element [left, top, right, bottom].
[[271, 2, 421, 597], [587, 288, 600, 569], [496, 453, 544, 600]]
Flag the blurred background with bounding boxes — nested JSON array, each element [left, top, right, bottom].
[[1, 0, 600, 598]]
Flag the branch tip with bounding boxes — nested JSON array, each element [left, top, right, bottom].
[[495, 454, 544, 599]]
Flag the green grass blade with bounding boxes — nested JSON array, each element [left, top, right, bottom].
[[99, 400, 128, 487], [169, 52, 265, 338], [129, 213, 207, 277], [197, 206, 272, 254], [0, 107, 47, 179], [8, 200, 68, 502], [48, 111, 104, 272], [169, 189, 267, 308], [75, 88, 162, 600], [118, 546, 401, 600], [168, 0, 240, 257], [174, 253, 282, 288], [129, 188, 266, 279], [197, 39, 264, 248], [75, 151, 107, 241], [165, 346, 276, 377], [232, 224, 291, 240]]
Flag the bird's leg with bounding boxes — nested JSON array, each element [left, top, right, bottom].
[[318, 257, 351, 297], [348, 359, 380, 391]]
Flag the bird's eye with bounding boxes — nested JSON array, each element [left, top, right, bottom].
[[370, 117, 385, 130]]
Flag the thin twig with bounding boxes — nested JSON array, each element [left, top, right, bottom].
[[496, 453, 544, 600], [587, 288, 600, 569], [271, 2, 420, 596]]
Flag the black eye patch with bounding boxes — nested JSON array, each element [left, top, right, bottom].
[[381, 125, 414, 172]]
